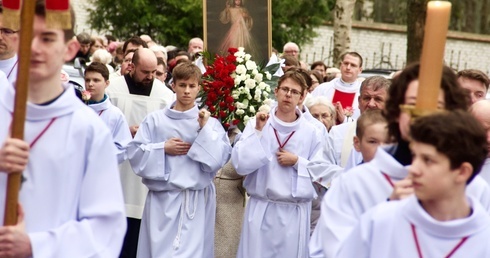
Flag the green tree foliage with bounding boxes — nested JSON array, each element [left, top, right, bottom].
[[88, 0, 332, 50], [87, 0, 203, 47], [271, 0, 332, 50]]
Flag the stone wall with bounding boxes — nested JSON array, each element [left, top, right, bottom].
[[301, 22, 490, 74]]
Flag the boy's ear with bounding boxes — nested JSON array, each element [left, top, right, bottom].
[[353, 136, 361, 152], [64, 39, 80, 62], [171, 81, 176, 92], [455, 162, 473, 184], [105, 80, 110, 89]]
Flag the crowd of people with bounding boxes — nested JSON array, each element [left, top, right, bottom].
[[1, 1, 490, 258]]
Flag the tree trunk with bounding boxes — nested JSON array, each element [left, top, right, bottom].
[[333, 0, 356, 67], [406, 0, 428, 64]]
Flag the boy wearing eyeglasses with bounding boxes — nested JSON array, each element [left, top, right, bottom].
[[232, 70, 323, 258]]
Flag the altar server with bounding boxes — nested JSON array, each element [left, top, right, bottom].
[[232, 70, 323, 258], [0, 1, 126, 256], [128, 62, 231, 258], [337, 110, 490, 258]]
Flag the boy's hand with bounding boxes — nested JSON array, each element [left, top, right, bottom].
[[198, 109, 210, 129], [255, 111, 269, 131], [276, 149, 298, 167], [0, 204, 32, 258], [388, 177, 414, 201], [165, 138, 191, 156], [129, 125, 139, 138], [0, 138, 29, 173]]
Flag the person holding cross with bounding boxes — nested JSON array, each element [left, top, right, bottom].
[[0, 1, 126, 257]]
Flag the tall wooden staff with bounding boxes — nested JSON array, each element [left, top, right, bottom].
[[3, 0, 36, 226], [3, 0, 72, 225]]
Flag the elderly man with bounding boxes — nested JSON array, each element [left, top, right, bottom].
[[470, 100, 490, 184], [106, 48, 174, 258], [457, 69, 490, 104], [0, 5, 19, 84], [283, 42, 308, 69], [188, 37, 204, 56], [312, 52, 364, 123], [307, 75, 390, 191]]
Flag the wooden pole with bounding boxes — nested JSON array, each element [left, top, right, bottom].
[[4, 0, 36, 226]]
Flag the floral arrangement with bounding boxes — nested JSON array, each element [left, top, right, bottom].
[[199, 47, 279, 131]]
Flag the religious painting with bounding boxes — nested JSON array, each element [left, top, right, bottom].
[[203, 0, 271, 65]]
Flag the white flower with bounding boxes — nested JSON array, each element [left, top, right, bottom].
[[258, 82, 267, 90], [243, 87, 250, 94], [258, 104, 271, 113], [265, 85, 271, 92], [247, 94, 252, 100], [236, 57, 244, 63], [235, 47, 246, 58], [235, 65, 247, 75], [251, 69, 259, 76], [254, 73, 263, 82], [249, 106, 256, 113], [245, 60, 257, 71], [245, 74, 251, 80], [242, 99, 249, 108], [254, 95, 262, 101], [265, 71, 272, 80], [232, 94, 239, 99], [244, 115, 251, 124], [245, 78, 256, 89], [255, 89, 262, 97], [234, 78, 242, 85], [244, 54, 252, 61], [264, 99, 273, 106], [262, 91, 269, 98], [236, 109, 245, 115]]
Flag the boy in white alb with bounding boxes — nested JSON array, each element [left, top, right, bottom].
[[337, 110, 490, 258], [232, 70, 323, 258], [127, 62, 231, 257], [0, 1, 126, 257], [85, 62, 132, 163], [314, 63, 490, 258]]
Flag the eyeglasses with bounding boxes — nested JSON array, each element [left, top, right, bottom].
[[278, 87, 302, 97], [0, 28, 18, 36]]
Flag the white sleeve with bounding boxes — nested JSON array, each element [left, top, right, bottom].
[[28, 126, 126, 257]]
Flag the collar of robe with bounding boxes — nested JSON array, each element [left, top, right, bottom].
[[371, 145, 409, 181], [402, 195, 490, 238], [1, 81, 85, 121], [165, 101, 199, 120], [268, 106, 302, 133]]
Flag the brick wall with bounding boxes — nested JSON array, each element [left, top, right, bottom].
[[71, 0, 92, 34], [301, 22, 490, 74]]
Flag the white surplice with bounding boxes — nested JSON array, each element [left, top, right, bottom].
[[479, 158, 490, 185], [106, 76, 175, 218], [0, 55, 18, 85], [337, 195, 490, 258], [232, 107, 323, 258], [313, 146, 490, 258], [89, 96, 132, 164], [127, 103, 231, 258], [0, 77, 126, 257], [307, 121, 359, 189]]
